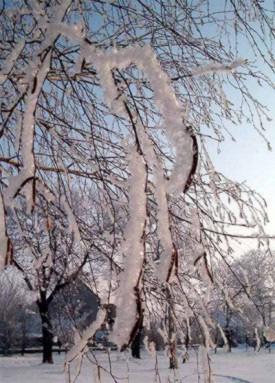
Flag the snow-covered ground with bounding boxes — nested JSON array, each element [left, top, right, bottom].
[[0, 347, 274, 383]]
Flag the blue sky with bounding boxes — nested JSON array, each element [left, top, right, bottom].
[[199, 0, 275, 242], [208, 77, 275, 239]]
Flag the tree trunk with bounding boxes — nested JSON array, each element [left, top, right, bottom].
[[224, 328, 232, 352], [21, 315, 27, 356], [37, 297, 54, 364], [225, 304, 232, 352], [168, 297, 178, 369], [42, 321, 53, 363], [169, 339, 178, 369], [131, 327, 142, 358]]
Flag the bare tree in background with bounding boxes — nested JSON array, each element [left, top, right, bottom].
[[8, 195, 89, 363], [215, 250, 275, 351], [0, 0, 274, 378], [0, 269, 32, 355]]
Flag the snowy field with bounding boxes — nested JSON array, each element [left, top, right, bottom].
[[0, 348, 274, 383]]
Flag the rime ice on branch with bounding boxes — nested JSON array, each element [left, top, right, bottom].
[[110, 148, 147, 348], [2, 1, 71, 214]]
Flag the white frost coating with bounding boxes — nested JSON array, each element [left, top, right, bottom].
[[4, 1, 70, 210], [191, 208, 201, 241], [224, 287, 242, 312], [216, 280, 241, 313], [36, 181, 55, 203], [190, 58, 247, 77], [110, 148, 147, 348], [66, 308, 106, 364], [152, 157, 173, 282], [15, 111, 22, 152], [90, 44, 193, 196], [194, 290, 215, 328], [143, 336, 156, 357], [4, 53, 51, 210], [255, 327, 261, 352], [54, 33, 193, 197], [33, 251, 52, 271], [217, 323, 230, 352], [200, 345, 213, 383], [264, 326, 275, 342], [133, 116, 173, 281], [0, 40, 25, 85], [190, 208, 205, 261], [0, 193, 8, 271], [60, 195, 81, 243], [198, 316, 215, 350], [158, 326, 169, 344]]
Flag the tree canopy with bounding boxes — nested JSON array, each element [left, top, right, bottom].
[[0, 0, 274, 376]]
